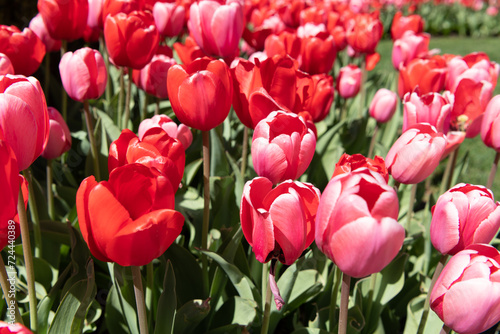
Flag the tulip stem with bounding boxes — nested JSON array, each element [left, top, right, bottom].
[[358, 54, 367, 118], [329, 265, 342, 331], [261, 262, 272, 334], [487, 151, 500, 189], [145, 262, 154, 327], [47, 159, 55, 220], [440, 147, 459, 195], [406, 183, 417, 234], [61, 40, 68, 121], [99, 35, 112, 104], [441, 324, 451, 334], [141, 94, 148, 122], [201, 130, 211, 294], [117, 68, 125, 129], [84, 101, 101, 182], [339, 272, 351, 334], [132, 266, 149, 334], [155, 97, 160, 116], [241, 127, 249, 178], [18, 184, 38, 332], [417, 254, 448, 334], [44, 53, 50, 103], [0, 256, 23, 324], [368, 123, 379, 158], [24, 169, 42, 258], [123, 67, 132, 129]]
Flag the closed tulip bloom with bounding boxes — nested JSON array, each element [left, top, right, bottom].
[[332, 153, 389, 182], [315, 168, 404, 278], [430, 244, 500, 334], [403, 90, 452, 133], [153, 1, 185, 37], [76, 163, 184, 266], [294, 71, 334, 122], [109, 128, 185, 191], [132, 53, 176, 99], [188, 0, 244, 59], [167, 57, 232, 131], [59, 47, 107, 102], [299, 31, 336, 75], [430, 184, 500, 255], [138, 115, 192, 150], [41, 107, 71, 160], [345, 12, 383, 55], [481, 95, 500, 151], [337, 65, 362, 99], [0, 53, 14, 75], [104, 11, 159, 69], [29, 13, 62, 53], [392, 31, 431, 70], [369, 88, 398, 123], [390, 11, 424, 40], [398, 56, 448, 98], [240, 177, 320, 265], [37, 0, 89, 41], [0, 75, 49, 171], [385, 123, 447, 184], [0, 25, 46, 76], [252, 111, 316, 184]]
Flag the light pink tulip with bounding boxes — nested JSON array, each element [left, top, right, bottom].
[[153, 2, 185, 38], [188, 0, 244, 59], [29, 13, 62, 53], [392, 31, 430, 70], [138, 115, 192, 150], [403, 90, 452, 133], [385, 123, 447, 184], [0, 53, 14, 75], [430, 183, 500, 255], [59, 47, 107, 102], [337, 64, 361, 99], [41, 107, 72, 160], [132, 53, 177, 99], [315, 168, 404, 278], [481, 95, 500, 151], [446, 53, 499, 93], [369, 88, 398, 123], [430, 244, 500, 334], [251, 111, 316, 185]]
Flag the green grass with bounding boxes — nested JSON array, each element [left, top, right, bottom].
[[375, 37, 500, 195]]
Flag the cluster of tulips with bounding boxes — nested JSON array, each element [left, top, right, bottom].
[[0, 0, 500, 333]]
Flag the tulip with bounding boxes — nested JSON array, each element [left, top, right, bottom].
[[29, 13, 62, 53], [188, 0, 244, 60], [398, 56, 448, 98], [138, 115, 192, 150], [102, 0, 144, 20], [0, 53, 14, 75], [109, 128, 185, 191], [276, 0, 305, 28], [104, 11, 159, 69], [369, 88, 398, 123], [294, 71, 334, 122], [37, 0, 89, 41], [87, 0, 104, 30], [167, 57, 232, 131], [251, 111, 316, 184], [132, 52, 177, 99], [0, 75, 49, 171], [385, 123, 447, 184], [337, 65, 362, 99], [345, 12, 383, 55], [430, 183, 500, 256], [446, 52, 499, 93], [59, 47, 108, 102], [76, 163, 184, 266], [299, 30, 336, 75], [264, 30, 301, 61], [332, 153, 389, 182], [392, 31, 431, 70], [430, 244, 500, 334], [481, 95, 500, 151], [0, 321, 33, 334], [0, 139, 20, 239], [153, 1, 185, 38], [402, 90, 452, 133], [315, 168, 404, 278], [240, 177, 320, 266], [41, 107, 71, 160], [172, 36, 205, 66], [390, 11, 424, 40], [0, 25, 46, 76]]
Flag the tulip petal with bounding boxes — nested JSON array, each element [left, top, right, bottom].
[[251, 138, 287, 184]]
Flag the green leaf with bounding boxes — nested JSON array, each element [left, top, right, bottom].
[[286, 269, 324, 312], [95, 108, 121, 142], [183, 158, 203, 186], [403, 295, 443, 334], [173, 299, 210, 334], [210, 127, 230, 177], [154, 260, 177, 334], [211, 296, 257, 328], [225, 151, 244, 209], [291, 328, 331, 334]]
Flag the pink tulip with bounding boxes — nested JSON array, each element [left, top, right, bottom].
[[41, 107, 72, 160], [87, 0, 104, 30], [0, 75, 49, 171], [430, 244, 500, 334], [59, 47, 107, 102], [132, 53, 177, 99], [29, 13, 62, 53], [481, 95, 500, 151], [315, 168, 404, 278], [446, 53, 499, 93], [138, 115, 192, 150], [385, 123, 447, 184], [251, 111, 316, 184], [369, 88, 398, 123], [0, 53, 14, 75], [188, 0, 244, 59], [392, 31, 430, 70], [337, 64, 361, 99], [153, 2, 185, 38], [430, 183, 500, 256], [402, 90, 452, 133]]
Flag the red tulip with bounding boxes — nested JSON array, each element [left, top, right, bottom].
[[59, 47, 108, 102], [138, 115, 192, 150], [102, 0, 144, 20], [251, 111, 316, 184], [0, 53, 14, 76], [76, 163, 184, 266], [430, 244, 500, 334], [41, 107, 71, 160], [298, 29, 336, 75], [29, 13, 62, 53], [369, 88, 398, 123], [264, 30, 301, 61], [481, 95, 500, 151], [337, 64, 362, 99], [167, 57, 232, 131], [390, 11, 424, 40], [276, 0, 306, 28], [0, 139, 20, 247], [294, 71, 334, 122], [240, 177, 320, 265], [109, 128, 185, 191], [172, 36, 205, 66], [385, 123, 447, 184], [315, 168, 404, 278], [153, 1, 185, 38], [332, 153, 389, 182], [188, 0, 244, 60], [104, 11, 159, 69], [0, 25, 46, 76], [430, 183, 500, 256], [0, 75, 49, 171], [398, 56, 448, 98], [37, 0, 89, 41], [402, 90, 452, 133], [0, 321, 33, 334], [345, 12, 382, 55], [88, 0, 105, 30]]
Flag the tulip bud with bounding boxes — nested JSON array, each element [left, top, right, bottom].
[[153, 2, 185, 38], [402, 90, 452, 133], [385, 123, 447, 184], [41, 107, 72, 160], [369, 88, 398, 123], [337, 65, 361, 99]]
